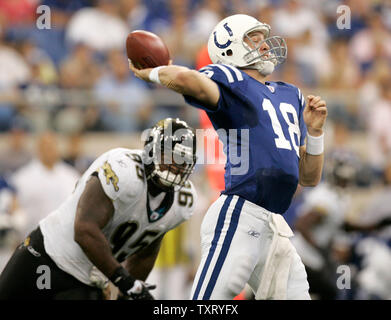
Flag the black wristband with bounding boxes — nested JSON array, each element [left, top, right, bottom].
[[109, 266, 136, 295]]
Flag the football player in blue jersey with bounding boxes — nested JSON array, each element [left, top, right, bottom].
[[129, 14, 328, 300]]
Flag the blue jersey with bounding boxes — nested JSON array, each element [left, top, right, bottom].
[[184, 64, 307, 214]]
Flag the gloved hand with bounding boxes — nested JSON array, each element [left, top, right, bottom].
[[109, 267, 156, 300], [127, 280, 156, 300]]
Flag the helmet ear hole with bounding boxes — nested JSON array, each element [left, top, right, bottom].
[[226, 49, 233, 56]]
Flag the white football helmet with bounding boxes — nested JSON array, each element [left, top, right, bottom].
[[207, 14, 287, 76]]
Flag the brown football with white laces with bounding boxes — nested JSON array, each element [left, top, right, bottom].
[[126, 30, 170, 69]]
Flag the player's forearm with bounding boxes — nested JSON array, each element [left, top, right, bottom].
[[299, 152, 323, 187], [125, 253, 156, 281], [160, 67, 219, 107], [138, 65, 194, 95], [130, 62, 219, 107], [158, 66, 215, 102], [299, 127, 324, 186], [124, 235, 163, 281], [74, 223, 121, 278], [156, 65, 193, 93]]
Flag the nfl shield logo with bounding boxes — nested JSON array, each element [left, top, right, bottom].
[[150, 211, 160, 221], [266, 85, 275, 93]]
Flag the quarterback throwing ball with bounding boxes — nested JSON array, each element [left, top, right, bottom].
[[129, 14, 328, 300]]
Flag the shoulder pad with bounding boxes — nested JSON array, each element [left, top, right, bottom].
[[176, 180, 197, 221], [97, 149, 145, 202], [199, 64, 245, 85]]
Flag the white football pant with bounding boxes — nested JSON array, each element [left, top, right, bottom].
[[191, 194, 310, 300]]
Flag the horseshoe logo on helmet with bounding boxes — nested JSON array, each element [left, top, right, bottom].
[[214, 23, 233, 49]]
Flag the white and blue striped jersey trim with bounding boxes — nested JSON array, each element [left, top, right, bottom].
[[199, 64, 244, 83], [297, 88, 305, 109]]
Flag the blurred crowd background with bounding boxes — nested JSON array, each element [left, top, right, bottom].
[[0, 0, 391, 300]]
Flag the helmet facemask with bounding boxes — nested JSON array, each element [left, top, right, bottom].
[[242, 26, 287, 76], [144, 119, 197, 191], [152, 142, 196, 189]]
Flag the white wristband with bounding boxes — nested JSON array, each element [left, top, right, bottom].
[[306, 133, 324, 155], [148, 66, 165, 85]]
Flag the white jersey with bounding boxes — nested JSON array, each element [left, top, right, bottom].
[[39, 148, 197, 285]]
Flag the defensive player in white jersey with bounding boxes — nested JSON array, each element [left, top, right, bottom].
[[129, 14, 327, 299], [0, 118, 197, 300]]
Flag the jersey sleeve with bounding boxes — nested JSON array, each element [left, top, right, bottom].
[[96, 151, 143, 204], [183, 64, 248, 115], [171, 180, 197, 231], [179, 180, 197, 220], [297, 87, 307, 146]]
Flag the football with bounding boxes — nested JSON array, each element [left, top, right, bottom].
[[126, 30, 170, 69]]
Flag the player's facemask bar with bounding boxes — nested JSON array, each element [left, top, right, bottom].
[[153, 143, 196, 189], [145, 126, 197, 190], [242, 26, 287, 68]]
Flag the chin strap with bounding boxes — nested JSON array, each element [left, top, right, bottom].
[[240, 60, 275, 77]]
